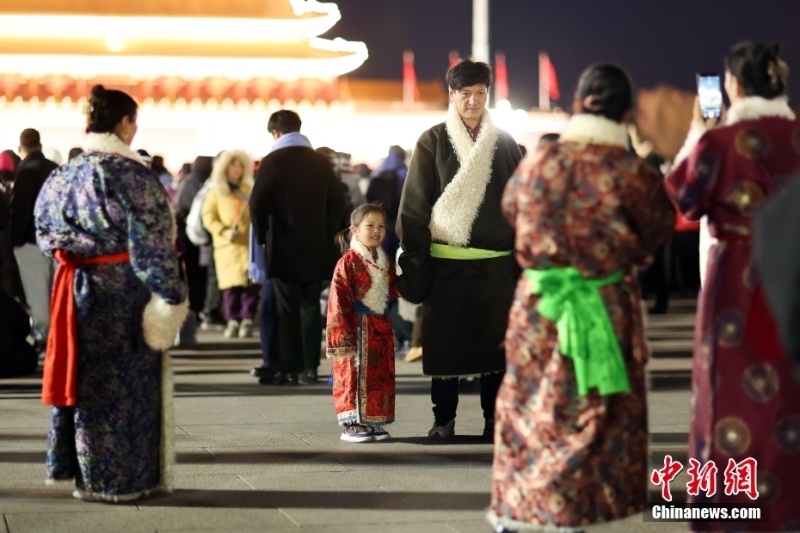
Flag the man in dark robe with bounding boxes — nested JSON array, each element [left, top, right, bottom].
[[397, 59, 523, 439]]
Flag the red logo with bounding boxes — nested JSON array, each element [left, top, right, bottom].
[[686, 458, 719, 498], [651, 455, 684, 502], [723, 458, 759, 500], [650, 456, 759, 502]]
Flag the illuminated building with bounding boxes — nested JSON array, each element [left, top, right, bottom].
[[0, 0, 566, 166]]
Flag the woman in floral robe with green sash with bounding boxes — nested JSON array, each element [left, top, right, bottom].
[[488, 65, 675, 532]]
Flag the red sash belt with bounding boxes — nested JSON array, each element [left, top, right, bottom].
[[42, 250, 131, 407]]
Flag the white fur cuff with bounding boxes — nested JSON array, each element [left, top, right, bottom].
[[142, 294, 189, 351]]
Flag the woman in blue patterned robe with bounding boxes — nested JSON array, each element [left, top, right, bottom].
[[34, 86, 188, 502]]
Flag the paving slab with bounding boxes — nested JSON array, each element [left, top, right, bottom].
[[0, 306, 701, 532], [4, 510, 154, 533]]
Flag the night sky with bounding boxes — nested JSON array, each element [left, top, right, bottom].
[[325, 0, 800, 109]]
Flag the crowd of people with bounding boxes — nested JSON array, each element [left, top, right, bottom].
[[0, 39, 798, 532]]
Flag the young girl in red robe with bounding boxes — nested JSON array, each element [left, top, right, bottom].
[[327, 204, 398, 442]]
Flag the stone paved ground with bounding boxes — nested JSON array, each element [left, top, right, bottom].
[[0, 300, 698, 533]]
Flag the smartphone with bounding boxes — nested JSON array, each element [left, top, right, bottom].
[[697, 73, 723, 120]]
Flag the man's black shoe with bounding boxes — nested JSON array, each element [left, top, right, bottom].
[[251, 366, 277, 379], [483, 418, 495, 441], [256, 368, 281, 385], [296, 368, 319, 385], [282, 373, 300, 385]]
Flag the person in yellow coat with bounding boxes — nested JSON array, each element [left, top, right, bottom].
[[201, 150, 259, 338]]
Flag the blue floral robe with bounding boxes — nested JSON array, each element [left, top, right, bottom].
[[34, 149, 186, 496]]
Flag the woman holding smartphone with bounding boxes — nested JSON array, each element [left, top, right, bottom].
[[666, 41, 800, 532]]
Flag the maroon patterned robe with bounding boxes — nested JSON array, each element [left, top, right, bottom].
[[666, 98, 800, 532], [489, 114, 675, 531], [326, 243, 398, 426]]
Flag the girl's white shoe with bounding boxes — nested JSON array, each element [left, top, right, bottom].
[[340, 425, 373, 443], [369, 426, 391, 441]]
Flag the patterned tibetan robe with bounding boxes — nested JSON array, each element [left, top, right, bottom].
[[489, 114, 675, 532], [665, 97, 800, 533], [327, 240, 398, 426], [34, 133, 187, 498]]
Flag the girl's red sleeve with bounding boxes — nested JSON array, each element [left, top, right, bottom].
[[326, 255, 358, 357]]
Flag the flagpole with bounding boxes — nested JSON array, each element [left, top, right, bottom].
[[472, 0, 489, 63]]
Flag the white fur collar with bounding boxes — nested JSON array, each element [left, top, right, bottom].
[[561, 113, 629, 148], [84, 133, 145, 165], [211, 149, 254, 196], [349, 237, 390, 315], [725, 96, 795, 126], [429, 106, 499, 246]]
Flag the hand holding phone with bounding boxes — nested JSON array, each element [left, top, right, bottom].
[[697, 73, 723, 121]]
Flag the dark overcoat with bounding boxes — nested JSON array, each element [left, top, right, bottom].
[[250, 146, 346, 283]]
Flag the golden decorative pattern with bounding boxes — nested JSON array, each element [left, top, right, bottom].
[[597, 173, 614, 193], [548, 493, 566, 513], [592, 242, 610, 261], [742, 362, 780, 403], [698, 336, 713, 369], [714, 416, 752, 457], [541, 159, 561, 180], [693, 151, 721, 189], [734, 127, 773, 159], [724, 180, 765, 216], [756, 470, 781, 505], [774, 415, 800, 454], [742, 264, 756, 291], [715, 308, 746, 348]]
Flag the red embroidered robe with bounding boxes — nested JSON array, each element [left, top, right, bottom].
[[666, 97, 800, 532], [326, 242, 398, 426]]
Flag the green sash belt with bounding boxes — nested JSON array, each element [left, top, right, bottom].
[[524, 267, 630, 396], [430, 243, 512, 260]]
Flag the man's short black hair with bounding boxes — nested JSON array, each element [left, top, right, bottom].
[[268, 110, 302, 134], [446, 59, 492, 91], [19, 129, 41, 151]]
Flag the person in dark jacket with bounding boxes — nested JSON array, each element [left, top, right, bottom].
[[173, 155, 214, 318], [250, 110, 346, 384], [367, 145, 407, 262], [10, 129, 58, 342], [0, 150, 24, 301], [0, 288, 38, 378]]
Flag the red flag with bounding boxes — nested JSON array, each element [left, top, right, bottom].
[[449, 51, 460, 69], [403, 49, 420, 104], [539, 52, 560, 109], [494, 52, 509, 101]]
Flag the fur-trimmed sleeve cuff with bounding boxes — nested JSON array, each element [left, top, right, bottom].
[[673, 126, 707, 168], [142, 293, 190, 351]]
